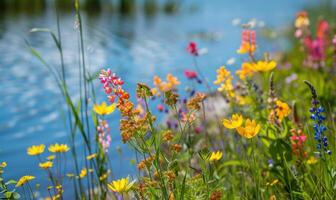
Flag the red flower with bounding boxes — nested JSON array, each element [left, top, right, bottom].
[[187, 42, 198, 56], [184, 70, 197, 79], [317, 19, 329, 40]]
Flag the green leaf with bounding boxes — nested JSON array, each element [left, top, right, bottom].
[[5, 180, 17, 185]]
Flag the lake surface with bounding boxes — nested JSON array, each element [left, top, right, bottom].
[[0, 0, 312, 197]]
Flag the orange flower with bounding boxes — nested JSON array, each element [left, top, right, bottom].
[[236, 62, 254, 80]]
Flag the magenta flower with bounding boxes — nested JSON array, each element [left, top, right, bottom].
[[186, 42, 198, 56], [184, 70, 197, 79]]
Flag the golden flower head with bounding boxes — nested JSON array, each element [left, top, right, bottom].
[[108, 177, 134, 194], [236, 119, 261, 139], [27, 144, 45, 156], [153, 74, 180, 92], [223, 114, 243, 129], [252, 60, 277, 72], [16, 175, 35, 187], [236, 62, 254, 80], [39, 161, 53, 169], [93, 102, 117, 115], [79, 168, 87, 179], [48, 143, 70, 153], [208, 151, 223, 162], [275, 100, 291, 122]]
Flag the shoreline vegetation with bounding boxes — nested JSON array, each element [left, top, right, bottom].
[[1, 0, 336, 200], [0, 0, 181, 15]]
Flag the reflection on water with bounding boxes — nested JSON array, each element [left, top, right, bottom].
[[0, 0, 311, 197]]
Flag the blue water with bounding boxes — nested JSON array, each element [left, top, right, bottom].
[[0, 0, 312, 197]]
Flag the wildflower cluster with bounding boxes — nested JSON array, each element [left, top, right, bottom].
[[99, 69, 129, 103], [295, 11, 332, 68]]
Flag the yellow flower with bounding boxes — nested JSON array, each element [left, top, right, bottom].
[[214, 66, 231, 85], [236, 119, 261, 139], [166, 74, 180, 87], [295, 12, 309, 28], [236, 62, 254, 80], [0, 162, 7, 168], [307, 156, 318, 165], [252, 60, 277, 72], [275, 100, 291, 122], [208, 151, 223, 162], [27, 144, 45, 156], [48, 143, 70, 153], [86, 153, 97, 160], [39, 161, 53, 169], [93, 102, 117, 115], [223, 114, 243, 129], [16, 175, 35, 187], [47, 155, 55, 161], [153, 74, 180, 92], [79, 168, 87, 178], [214, 66, 236, 98], [108, 177, 134, 194]]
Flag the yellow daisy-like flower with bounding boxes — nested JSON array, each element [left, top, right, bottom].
[[86, 153, 97, 160], [275, 100, 291, 122], [208, 151, 223, 162], [48, 143, 70, 153], [108, 177, 134, 194], [236, 62, 254, 80], [252, 60, 277, 72], [236, 119, 261, 139], [27, 144, 45, 156], [93, 102, 117, 115], [223, 114, 243, 129], [39, 161, 53, 169], [16, 175, 35, 187], [79, 168, 87, 179]]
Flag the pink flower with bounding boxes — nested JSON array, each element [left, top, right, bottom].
[[184, 70, 197, 79], [157, 104, 164, 112], [187, 42, 198, 56]]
